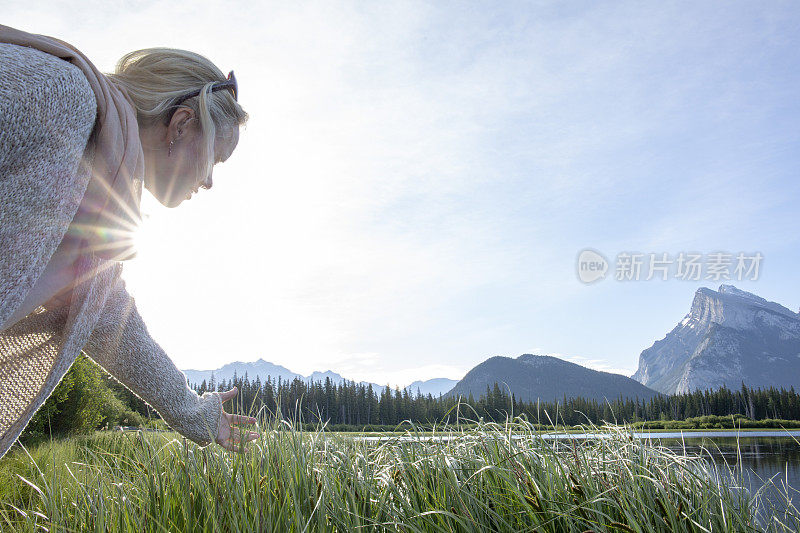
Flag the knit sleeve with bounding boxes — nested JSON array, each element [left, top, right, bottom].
[[0, 42, 97, 330], [84, 275, 223, 447]]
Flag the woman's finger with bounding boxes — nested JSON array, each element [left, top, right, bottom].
[[230, 414, 257, 425], [223, 429, 256, 452], [221, 432, 241, 451], [218, 387, 238, 402], [229, 428, 258, 444], [229, 427, 247, 443], [225, 440, 245, 452]]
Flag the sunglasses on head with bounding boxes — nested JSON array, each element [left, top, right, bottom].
[[163, 70, 238, 126]]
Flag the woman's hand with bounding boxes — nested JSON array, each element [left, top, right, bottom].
[[215, 386, 258, 452]]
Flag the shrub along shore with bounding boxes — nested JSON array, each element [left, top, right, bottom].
[[284, 414, 800, 433]]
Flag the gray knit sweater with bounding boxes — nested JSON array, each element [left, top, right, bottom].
[[0, 43, 222, 458]]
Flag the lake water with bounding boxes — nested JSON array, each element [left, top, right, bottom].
[[647, 432, 800, 522], [561, 431, 800, 522]]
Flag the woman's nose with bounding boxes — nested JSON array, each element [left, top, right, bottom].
[[201, 173, 213, 190]]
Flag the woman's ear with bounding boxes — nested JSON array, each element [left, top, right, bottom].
[[168, 107, 196, 140]]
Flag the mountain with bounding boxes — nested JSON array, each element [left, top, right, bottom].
[[182, 359, 388, 392], [307, 370, 348, 384], [632, 284, 800, 394], [183, 358, 300, 386], [447, 354, 660, 403], [405, 378, 459, 397]]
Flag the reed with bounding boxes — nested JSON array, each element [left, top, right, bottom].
[[1, 407, 797, 532]]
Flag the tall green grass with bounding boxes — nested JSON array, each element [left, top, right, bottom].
[[0, 409, 798, 532]]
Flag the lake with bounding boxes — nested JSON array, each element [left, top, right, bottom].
[[647, 432, 800, 523], [565, 430, 800, 523]]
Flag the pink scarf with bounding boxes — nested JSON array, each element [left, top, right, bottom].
[[0, 24, 144, 261]]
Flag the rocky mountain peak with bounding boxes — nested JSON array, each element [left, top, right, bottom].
[[634, 285, 800, 394], [687, 284, 798, 332]]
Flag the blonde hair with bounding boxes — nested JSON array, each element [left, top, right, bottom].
[[107, 48, 248, 179]]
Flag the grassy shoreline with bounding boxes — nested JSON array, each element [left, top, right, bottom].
[[1, 417, 798, 532], [298, 414, 800, 436]]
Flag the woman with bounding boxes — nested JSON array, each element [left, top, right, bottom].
[[0, 24, 258, 458]]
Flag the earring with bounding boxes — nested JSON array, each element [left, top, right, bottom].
[[168, 129, 182, 157]]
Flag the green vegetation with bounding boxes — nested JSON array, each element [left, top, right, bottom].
[[20, 356, 800, 451], [631, 415, 800, 431], [19, 355, 159, 448], [289, 415, 800, 434], [1, 413, 798, 532], [196, 372, 800, 429]]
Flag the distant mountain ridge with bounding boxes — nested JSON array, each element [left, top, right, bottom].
[[182, 359, 458, 397], [447, 354, 660, 403], [406, 378, 459, 397], [183, 358, 301, 387], [182, 358, 387, 392], [632, 284, 800, 394]]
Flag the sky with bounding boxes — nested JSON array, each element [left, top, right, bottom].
[[5, 2, 800, 387]]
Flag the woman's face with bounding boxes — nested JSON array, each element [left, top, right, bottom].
[[142, 108, 240, 208]]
